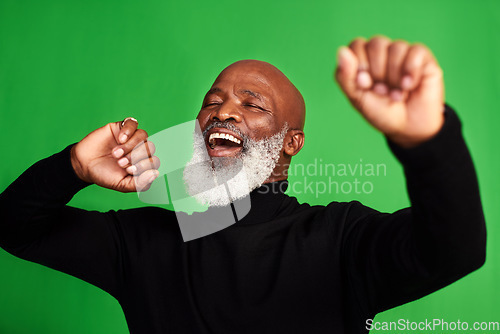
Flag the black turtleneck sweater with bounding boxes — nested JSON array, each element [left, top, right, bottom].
[[0, 106, 486, 334]]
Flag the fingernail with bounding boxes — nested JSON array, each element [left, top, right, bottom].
[[337, 46, 349, 69], [113, 148, 124, 158], [120, 134, 128, 143], [390, 89, 403, 101], [373, 83, 388, 95], [118, 157, 129, 167], [357, 71, 372, 89], [126, 165, 137, 174], [401, 75, 413, 90]]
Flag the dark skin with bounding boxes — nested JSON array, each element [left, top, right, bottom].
[[196, 59, 306, 183], [70, 36, 444, 192]]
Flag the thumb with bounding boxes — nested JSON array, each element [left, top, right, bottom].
[[334, 46, 359, 98]]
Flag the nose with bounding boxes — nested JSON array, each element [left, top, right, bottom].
[[210, 101, 242, 123]]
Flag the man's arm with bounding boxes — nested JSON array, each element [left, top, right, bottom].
[[0, 118, 161, 298], [334, 37, 486, 315], [0, 145, 123, 296], [341, 105, 485, 315]]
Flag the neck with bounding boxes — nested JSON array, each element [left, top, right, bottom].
[[233, 180, 289, 225], [264, 157, 291, 184]]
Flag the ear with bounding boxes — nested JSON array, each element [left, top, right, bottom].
[[283, 130, 305, 157]]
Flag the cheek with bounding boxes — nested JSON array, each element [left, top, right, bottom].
[[196, 110, 211, 128], [196, 109, 208, 120], [244, 114, 278, 138]]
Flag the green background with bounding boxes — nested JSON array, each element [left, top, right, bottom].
[[1, 0, 499, 333]]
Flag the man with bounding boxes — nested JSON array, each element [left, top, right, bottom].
[[0, 36, 486, 333]]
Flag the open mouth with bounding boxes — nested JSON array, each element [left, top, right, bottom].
[[205, 128, 244, 157]]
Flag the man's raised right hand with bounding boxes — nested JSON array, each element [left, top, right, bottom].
[[70, 118, 160, 193]]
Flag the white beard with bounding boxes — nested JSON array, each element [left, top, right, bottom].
[[183, 124, 288, 207]]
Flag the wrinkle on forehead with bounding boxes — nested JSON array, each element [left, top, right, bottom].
[[214, 72, 272, 93]]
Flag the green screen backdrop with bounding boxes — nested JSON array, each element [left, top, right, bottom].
[[1, 0, 499, 333]]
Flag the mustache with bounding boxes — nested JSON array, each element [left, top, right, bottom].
[[202, 121, 247, 142]]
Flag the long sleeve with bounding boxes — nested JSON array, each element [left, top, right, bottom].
[[342, 105, 486, 317], [0, 107, 487, 334], [0, 145, 125, 299]]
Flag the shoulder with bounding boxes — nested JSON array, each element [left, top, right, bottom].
[[287, 197, 408, 240], [114, 206, 176, 221], [284, 195, 379, 222], [280, 195, 376, 230], [109, 206, 182, 242]]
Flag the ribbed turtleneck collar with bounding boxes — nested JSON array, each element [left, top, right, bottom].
[[231, 180, 289, 225], [179, 180, 290, 241]]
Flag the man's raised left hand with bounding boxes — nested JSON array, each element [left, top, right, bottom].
[[335, 36, 445, 148]]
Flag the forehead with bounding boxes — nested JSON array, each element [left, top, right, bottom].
[[212, 69, 274, 93]]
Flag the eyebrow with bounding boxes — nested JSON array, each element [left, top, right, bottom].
[[206, 87, 266, 102], [205, 87, 272, 110], [239, 89, 265, 102], [206, 87, 222, 95]]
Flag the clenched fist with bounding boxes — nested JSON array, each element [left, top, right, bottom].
[[70, 118, 160, 192], [335, 36, 445, 148]]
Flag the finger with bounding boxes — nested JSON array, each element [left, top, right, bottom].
[[388, 89, 408, 102], [114, 175, 137, 193], [112, 128, 149, 159], [134, 169, 159, 192], [335, 46, 359, 98], [401, 44, 435, 91], [118, 117, 138, 144], [126, 155, 160, 175], [386, 40, 410, 89], [365, 36, 391, 83], [349, 38, 369, 70], [349, 38, 372, 89], [129, 140, 156, 165], [116, 139, 156, 169]]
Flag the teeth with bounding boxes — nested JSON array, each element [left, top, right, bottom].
[[208, 132, 242, 145]]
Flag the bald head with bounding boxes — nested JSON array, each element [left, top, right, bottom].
[[214, 60, 306, 131]]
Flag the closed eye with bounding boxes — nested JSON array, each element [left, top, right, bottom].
[[245, 104, 267, 112], [203, 102, 221, 108]]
